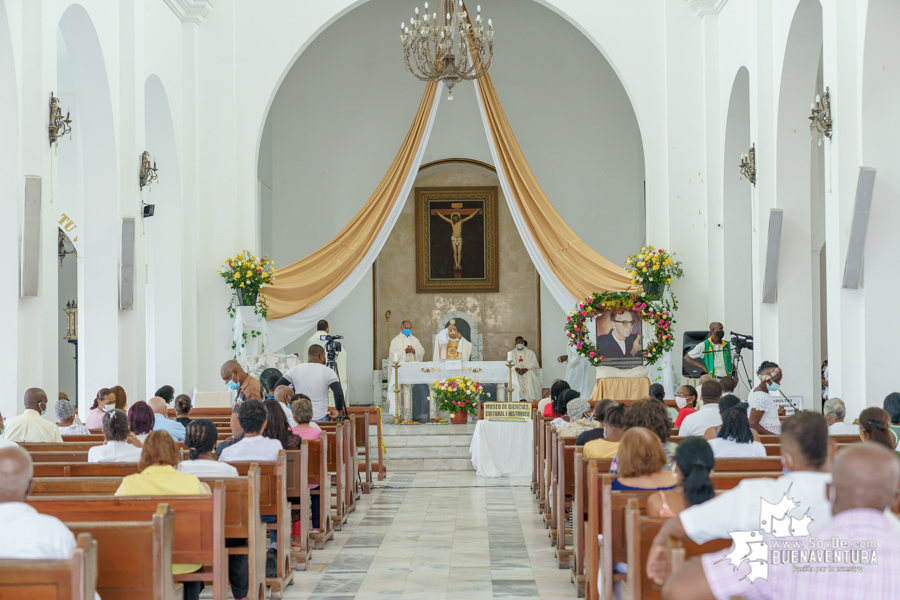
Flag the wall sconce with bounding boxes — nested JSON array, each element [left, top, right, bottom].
[[48, 92, 73, 147], [139, 151, 159, 190], [58, 229, 76, 267], [739, 144, 756, 185], [809, 87, 833, 145], [63, 300, 78, 340]]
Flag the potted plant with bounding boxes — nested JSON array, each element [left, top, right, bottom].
[[217, 250, 276, 357], [429, 376, 488, 424], [625, 245, 683, 299]]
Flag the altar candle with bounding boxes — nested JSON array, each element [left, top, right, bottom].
[[507, 351, 513, 362], [393, 352, 400, 363]]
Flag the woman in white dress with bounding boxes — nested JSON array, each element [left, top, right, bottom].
[[178, 420, 239, 477], [708, 402, 767, 458], [747, 361, 783, 435], [87, 409, 143, 463], [55, 398, 91, 436]]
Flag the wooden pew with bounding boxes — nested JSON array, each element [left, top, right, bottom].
[[306, 435, 335, 549], [317, 423, 347, 530], [532, 406, 540, 494], [547, 425, 558, 540], [28, 485, 228, 600], [319, 420, 356, 515], [284, 445, 311, 571], [555, 434, 577, 568], [572, 455, 612, 597], [346, 407, 375, 490], [0, 532, 98, 600]]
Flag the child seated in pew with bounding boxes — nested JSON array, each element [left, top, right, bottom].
[[291, 396, 322, 533], [179, 419, 239, 477], [707, 403, 766, 458], [88, 409, 143, 463], [646, 437, 715, 518]]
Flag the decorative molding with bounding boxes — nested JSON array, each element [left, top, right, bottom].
[[418, 158, 497, 173], [163, 0, 215, 24], [686, 0, 728, 17]]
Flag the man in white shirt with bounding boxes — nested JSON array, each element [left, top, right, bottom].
[[684, 322, 732, 378], [0, 445, 76, 559], [2, 388, 63, 443], [219, 400, 283, 463], [647, 412, 900, 586], [303, 319, 349, 403], [276, 345, 345, 421], [678, 380, 723, 437], [389, 320, 426, 363], [824, 397, 858, 435]]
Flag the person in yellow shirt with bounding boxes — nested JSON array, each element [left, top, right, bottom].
[[582, 405, 625, 460], [115, 430, 212, 600], [2, 388, 63, 443]]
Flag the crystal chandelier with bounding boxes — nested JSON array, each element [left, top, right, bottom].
[[400, 0, 494, 100]]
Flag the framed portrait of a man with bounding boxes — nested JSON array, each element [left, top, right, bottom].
[[595, 310, 644, 368], [415, 187, 499, 293]]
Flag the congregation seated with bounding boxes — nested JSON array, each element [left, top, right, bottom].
[[542, 380, 570, 418], [87, 409, 143, 463], [291, 396, 322, 531], [706, 402, 766, 458], [823, 397, 856, 435], [859, 407, 900, 460], [174, 394, 193, 428], [219, 399, 282, 463], [611, 398, 676, 473], [663, 443, 900, 600], [650, 382, 678, 423], [85, 387, 117, 430], [115, 430, 212, 600], [0, 446, 78, 559], [611, 427, 679, 492], [582, 404, 625, 460], [718, 375, 737, 398], [555, 393, 598, 437], [702, 394, 760, 442], [883, 392, 900, 448], [646, 436, 715, 518], [575, 398, 617, 445], [673, 385, 697, 427], [678, 380, 722, 437], [178, 419, 239, 477], [128, 400, 155, 442], [149, 396, 186, 441], [2, 388, 62, 443], [263, 399, 303, 449], [274, 385, 301, 428], [156, 384, 175, 405], [55, 397, 91, 436]]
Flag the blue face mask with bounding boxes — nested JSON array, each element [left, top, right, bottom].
[[227, 380, 240, 391], [403, 328, 412, 336], [767, 383, 780, 393]]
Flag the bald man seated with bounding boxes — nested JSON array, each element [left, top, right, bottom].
[[0, 446, 76, 559], [2, 388, 63, 443], [148, 396, 186, 442], [662, 442, 900, 600]]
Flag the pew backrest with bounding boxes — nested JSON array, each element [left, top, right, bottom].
[[0, 532, 98, 600]]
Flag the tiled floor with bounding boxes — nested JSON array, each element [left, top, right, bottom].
[[276, 471, 575, 600]]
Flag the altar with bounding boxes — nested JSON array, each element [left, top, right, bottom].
[[388, 360, 524, 420]]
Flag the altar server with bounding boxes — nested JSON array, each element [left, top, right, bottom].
[[389, 320, 425, 363], [511, 337, 542, 401], [433, 319, 472, 361], [303, 319, 349, 404], [559, 342, 594, 400]]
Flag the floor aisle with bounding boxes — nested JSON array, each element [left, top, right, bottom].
[[279, 471, 575, 600]]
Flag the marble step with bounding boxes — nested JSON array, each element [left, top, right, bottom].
[[381, 457, 474, 471]]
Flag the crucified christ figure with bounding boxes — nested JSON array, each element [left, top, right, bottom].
[[436, 210, 481, 269]]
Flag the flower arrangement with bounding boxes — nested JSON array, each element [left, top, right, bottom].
[[564, 292, 676, 367], [217, 250, 276, 357], [625, 245, 683, 297], [428, 375, 488, 416]]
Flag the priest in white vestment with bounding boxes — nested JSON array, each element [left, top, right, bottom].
[[303, 319, 349, 404], [559, 342, 594, 400], [389, 320, 425, 363], [511, 337, 542, 401], [433, 319, 472, 361]]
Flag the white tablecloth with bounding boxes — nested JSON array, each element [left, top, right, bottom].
[[469, 420, 533, 478], [233, 306, 269, 364]]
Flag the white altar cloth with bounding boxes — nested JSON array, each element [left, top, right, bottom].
[[233, 306, 269, 364], [388, 361, 522, 415], [469, 420, 533, 478]]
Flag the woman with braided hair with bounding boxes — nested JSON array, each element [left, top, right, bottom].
[[178, 419, 239, 477], [646, 436, 715, 518]]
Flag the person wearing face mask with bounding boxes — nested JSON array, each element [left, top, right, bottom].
[[511, 336, 542, 402], [673, 385, 698, 427], [85, 388, 118, 430], [2, 388, 63, 442], [684, 322, 733, 378], [220, 360, 263, 402], [389, 320, 425, 363], [748, 360, 783, 435]]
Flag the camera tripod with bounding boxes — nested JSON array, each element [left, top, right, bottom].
[[732, 347, 754, 395]]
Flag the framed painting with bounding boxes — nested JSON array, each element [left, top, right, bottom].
[[415, 186, 499, 293]]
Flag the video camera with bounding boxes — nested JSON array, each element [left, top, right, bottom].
[[319, 334, 343, 362], [730, 331, 754, 352]]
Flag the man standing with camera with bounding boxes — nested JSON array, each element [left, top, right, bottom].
[[684, 322, 733, 378], [302, 319, 349, 404], [276, 345, 345, 421]]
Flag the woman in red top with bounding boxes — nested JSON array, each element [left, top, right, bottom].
[[543, 380, 571, 418], [673, 385, 698, 427]]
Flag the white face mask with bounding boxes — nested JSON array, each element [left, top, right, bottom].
[[516, 343, 524, 351], [102, 403, 117, 413], [675, 397, 688, 409]]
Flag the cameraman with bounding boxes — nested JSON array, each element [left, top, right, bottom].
[[684, 322, 733, 378], [276, 345, 345, 421]]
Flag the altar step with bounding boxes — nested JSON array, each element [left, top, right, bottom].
[[369, 420, 476, 471]]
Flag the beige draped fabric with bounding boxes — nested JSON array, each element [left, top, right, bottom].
[[475, 72, 633, 299], [265, 82, 439, 320]]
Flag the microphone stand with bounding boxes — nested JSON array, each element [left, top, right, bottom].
[[777, 389, 801, 414]]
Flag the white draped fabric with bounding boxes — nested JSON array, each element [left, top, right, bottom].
[[469, 420, 533, 478], [265, 83, 444, 351]]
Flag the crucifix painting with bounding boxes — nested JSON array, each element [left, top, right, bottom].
[[416, 187, 499, 293]]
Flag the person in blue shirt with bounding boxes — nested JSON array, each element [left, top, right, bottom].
[[148, 396, 186, 442]]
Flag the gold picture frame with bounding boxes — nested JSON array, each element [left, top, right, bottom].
[[415, 186, 499, 293]]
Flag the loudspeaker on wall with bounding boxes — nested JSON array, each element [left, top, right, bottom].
[[841, 167, 876, 289], [21, 176, 41, 297], [120, 218, 135, 310]]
